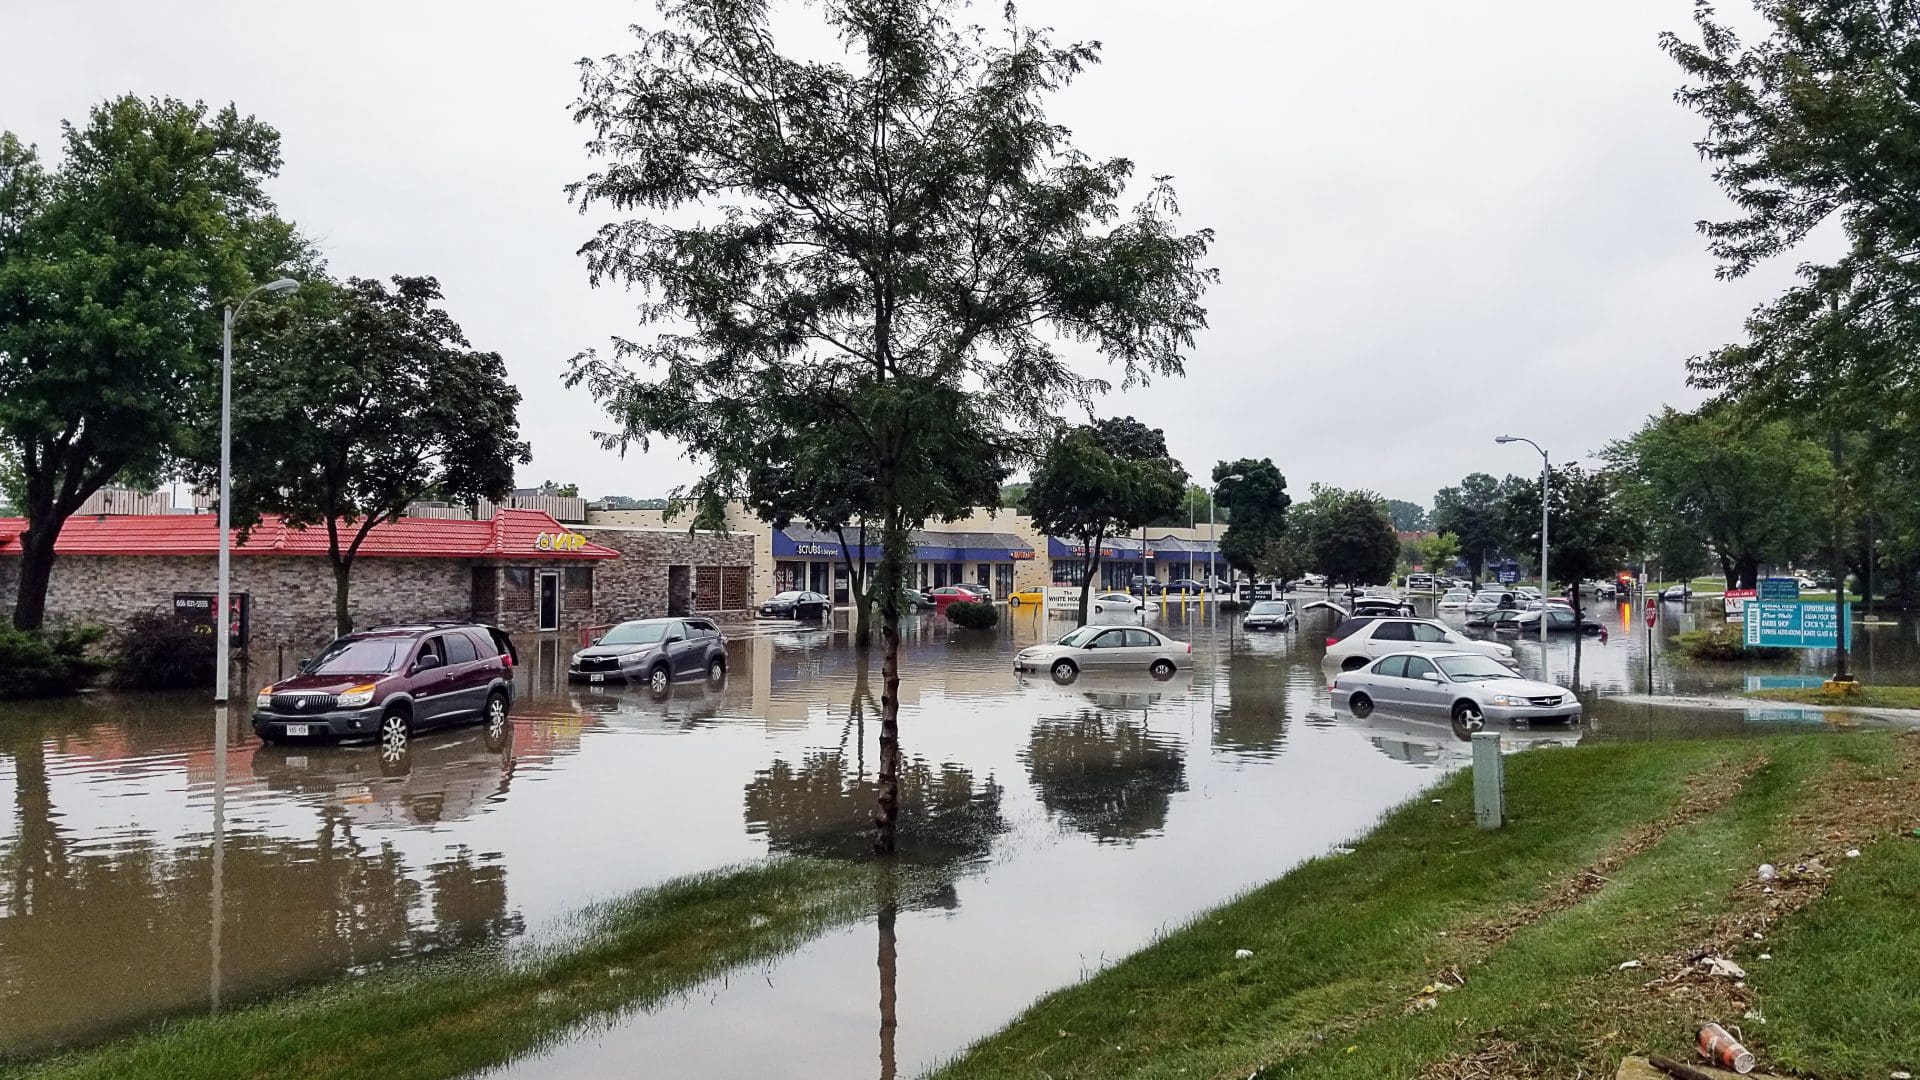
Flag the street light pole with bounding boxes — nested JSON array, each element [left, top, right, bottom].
[[1497, 436, 1551, 682], [214, 278, 299, 703]]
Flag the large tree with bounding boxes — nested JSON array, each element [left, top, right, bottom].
[[1498, 464, 1640, 627], [195, 275, 527, 635], [1604, 407, 1831, 589], [1026, 418, 1185, 623], [1383, 498, 1428, 533], [1430, 472, 1507, 583], [1295, 485, 1399, 589], [1212, 459, 1289, 586], [567, 0, 1215, 854], [0, 97, 299, 630]]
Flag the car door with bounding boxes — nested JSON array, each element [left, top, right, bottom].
[[1396, 654, 1446, 712], [1081, 627, 1130, 668], [1364, 655, 1410, 707], [1408, 622, 1454, 654], [671, 621, 705, 676], [409, 636, 453, 725], [440, 630, 483, 719], [1122, 628, 1163, 671]]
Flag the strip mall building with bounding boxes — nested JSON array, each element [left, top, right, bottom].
[[587, 504, 1229, 603], [0, 508, 755, 651]]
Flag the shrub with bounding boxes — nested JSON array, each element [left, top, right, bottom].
[[944, 600, 999, 629], [0, 625, 109, 699], [110, 608, 216, 690], [1674, 625, 1790, 663]]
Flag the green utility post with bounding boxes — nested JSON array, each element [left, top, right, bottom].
[[1472, 732, 1505, 829]]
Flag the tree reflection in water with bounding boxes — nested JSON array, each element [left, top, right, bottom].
[[743, 752, 1005, 868], [1023, 709, 1188, 844]]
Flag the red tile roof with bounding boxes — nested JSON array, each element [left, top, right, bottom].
[[0, 508, 617, 561]]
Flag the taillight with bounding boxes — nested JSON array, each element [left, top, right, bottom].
[[1186, 643, 1193, 653], [501, 653, 513, 668], [1326, 636, 1338, 646]]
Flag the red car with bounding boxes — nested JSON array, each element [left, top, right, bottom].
[[253, 624, 516, 750], [927, 586, 981, 610]]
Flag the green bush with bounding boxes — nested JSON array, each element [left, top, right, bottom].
[[110, 608, 216, 690], [0, 625, 108, 699], [1674, 625, 1790, 663], [944, 600, 999, 629]]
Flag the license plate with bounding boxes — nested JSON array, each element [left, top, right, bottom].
[[287, 755, 308, 768], [283, 724, 310, 737], [590, 673, 605, 683]]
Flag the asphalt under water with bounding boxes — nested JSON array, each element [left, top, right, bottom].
[[0, 595, 1908, 1075]]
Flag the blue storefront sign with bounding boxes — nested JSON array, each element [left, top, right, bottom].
[[1758, 577, 1800, 601], [1744, 601, 1851, 649], [1497, 569, 1518, 583]]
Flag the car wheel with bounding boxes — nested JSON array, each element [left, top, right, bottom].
[[1008, 596, 1021, 607], [1050, 659, 1078, 684], [484, 692, 509, 741], [707, 656, 726, 683], [1340, 655, 1369, 672], [649, 665, 671, 694], [1150, 659, 1176, 680], [1349, 692, 1374, 718], [378, 709, 411, 762], [1451, 701, 1485, 739]]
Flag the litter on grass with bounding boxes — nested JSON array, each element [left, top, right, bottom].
[[1234, 949, 1254, 961]]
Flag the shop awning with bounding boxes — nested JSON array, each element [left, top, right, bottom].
[[774, 525, 1035, 563]]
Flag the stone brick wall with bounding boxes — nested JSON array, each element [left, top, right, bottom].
[[578, 525, 756, 626]]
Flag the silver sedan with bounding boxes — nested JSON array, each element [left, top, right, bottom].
[[1015, 624, 1191, 682], [1328, 650, 1582, 734]]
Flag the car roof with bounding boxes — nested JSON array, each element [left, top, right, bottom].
[[361, 623, 491, 637]]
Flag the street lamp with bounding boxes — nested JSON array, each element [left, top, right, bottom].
[[1209, 473, 1245, 638], [1496, 435, 1551, 680], [214, 277, 299, 702]]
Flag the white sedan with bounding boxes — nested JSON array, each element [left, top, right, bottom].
[[1089, 591, 1146, 615], [1015, 624, 1191, 682]]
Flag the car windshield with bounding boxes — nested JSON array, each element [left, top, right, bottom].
[[1057, 626, 1102, 647], [1436, 655, 1517, 681], [1250, 602, 1288, 614], [307, 637, 408, 675], [600, 622, 669, 645]]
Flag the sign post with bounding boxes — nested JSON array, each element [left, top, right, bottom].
[[1645, 603, 1655, 694], [174, 592, 250, 649]]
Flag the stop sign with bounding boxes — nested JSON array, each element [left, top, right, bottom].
[[1645, 608, 1656, 628]]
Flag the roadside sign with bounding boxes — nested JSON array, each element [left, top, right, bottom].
[[173, 592, 249, 648], [1743, 601, 1851, 650], [1645, 607, 1655, 628], [1723, 588, 1757, 623], [1498, 569, 1518, 583], [1758, 578, 1800, 601]]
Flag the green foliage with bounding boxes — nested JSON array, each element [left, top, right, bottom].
[[1027, 418, 1186, 620], [1417, 532, 1461, 575], [1674, 625, 1790, 663], [1605, 408, 1831, 588], [0, 625, 106, 699], [1383, 498, 1428, 532], [998, 483, 1030, 513], [538, 481, 580, 499], [1256, 532, 1309, 585], [1291, 484, 1398, 586], [108, 608, 214, 690], [185, 275, 528, 636], [1498, 466, 1639, 615], [943, 601, 999, 630], [0, 97, 301, 630], [1431, 472, 1509, 580], [1213, 459, 1289, 581]]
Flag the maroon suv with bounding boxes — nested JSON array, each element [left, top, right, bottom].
[[253, 624, 517, 748]]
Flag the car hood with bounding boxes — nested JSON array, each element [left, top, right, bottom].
[[574, 643, 661, 661], [268, 672, 389, 694], [1017, 643, 1078, 660], [1457, 676, 1570, 698]]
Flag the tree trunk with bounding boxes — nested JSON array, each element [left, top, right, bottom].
[[10, 522, 59, 632], [1719, 553, 1737, 592], [876, 879, 898, 1080], [872, 517, 909, 855], [1736, 556, 1760, 591], [1075, 531, 1105, 625], [332, 558, 355, 638]]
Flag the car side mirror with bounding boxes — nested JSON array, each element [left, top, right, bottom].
[[664, 635, 683, 646], [414, 653, 444, 673], [296, 657, 311, 672], [1420, 671, 1440, 682]]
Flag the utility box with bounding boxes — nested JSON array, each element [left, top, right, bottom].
[[1472, 732, 1505, 829]]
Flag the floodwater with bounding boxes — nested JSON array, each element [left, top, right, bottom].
[[0, 594, 1907, 1075]]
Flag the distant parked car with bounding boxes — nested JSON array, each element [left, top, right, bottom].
[[1015, 624, 1192, 682], [1090, 591, 1146, 615], [1242, 600, 1297, 631], [1329, 650, 1582, 733], [1007, 585, 1048, 606], [1164, 578, 1210, 595], [1323, 616, 1517, 672], [254, 623, 516, 749], [760, 590, 830, 619], [1437, 589, 1474, 611], [928, 586, 980, 610], [1660, 584, 1693, 602], [955, 583, 994, 601], [1129, 575, 1166, 596], [570, 617, 729, 692]]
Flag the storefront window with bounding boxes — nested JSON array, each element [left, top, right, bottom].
[[993, 564, 1014, 598], [775, 561, 803, 592]]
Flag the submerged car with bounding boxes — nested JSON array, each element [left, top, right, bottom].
[[1436, 589, 1474, 611], [1329, 650, 1582, 733], [1242, 599, 1297, 631], [569, 617, 729, 693], [1322, 616, 1517, 671], [760, 590, 830, 619], [1007, 585, 1048, 607], [254, 624, 516, 748], [1089, 591, 1146, 615], [1015, 624, 1192, 682]]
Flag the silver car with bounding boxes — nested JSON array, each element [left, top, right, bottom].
[[1015, 624, 1191, 682], [1328, 650, 1581, 733], [1242, 599, 1296, 631]]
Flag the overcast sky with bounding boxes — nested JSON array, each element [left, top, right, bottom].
[[5, 0, 1800, 509]]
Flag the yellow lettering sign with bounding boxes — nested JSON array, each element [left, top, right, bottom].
[[535, 531, 588, 552]]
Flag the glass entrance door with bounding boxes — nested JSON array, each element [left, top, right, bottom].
[[537, 571, 560, 631]]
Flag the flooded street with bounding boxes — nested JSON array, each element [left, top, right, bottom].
[[1, 596, 1910, 1075]]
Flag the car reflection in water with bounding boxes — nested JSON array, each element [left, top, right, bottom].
[[570, 667, 733, 731], [1346, 705, 1585, 768], [251, 711, 517, 826]]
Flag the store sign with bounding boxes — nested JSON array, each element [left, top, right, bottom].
[[1723, 588, 1756, 623], [1744, 601, 1851, 650], [1758, 577, 1800, 601], [1067, 545, 1118, 559], [1010, 550, 1035, 560], [535, 531, 587, 552], [794, 542, 841, 557], [173, 592, 249, 647]]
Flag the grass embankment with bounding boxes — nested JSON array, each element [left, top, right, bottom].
[[4, 859, 872, 1080], [935, 732, 1919, 1080], [1750, 685, 1920, 710]]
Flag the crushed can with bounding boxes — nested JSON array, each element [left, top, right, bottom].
[[1699, 1022, 1756, 1074]]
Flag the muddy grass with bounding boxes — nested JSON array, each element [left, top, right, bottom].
[[933, 732, 1919, 1080]]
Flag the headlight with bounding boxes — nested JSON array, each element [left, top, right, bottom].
[[618, 649, 653, 667], [336, 683, 377, 707], [1489, 694, 1526, 707], [256, 686, 273, 709]]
